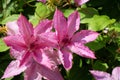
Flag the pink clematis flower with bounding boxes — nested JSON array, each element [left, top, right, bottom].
[[53, 9, 99, 70], [74, 0, 89, 6], [90, 67, 120, 80], [2, 14, 63, 80]]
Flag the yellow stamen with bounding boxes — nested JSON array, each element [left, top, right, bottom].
[[0, 26, 7, 34]]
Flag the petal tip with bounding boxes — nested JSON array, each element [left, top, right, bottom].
[[65, 65, 72, 71]]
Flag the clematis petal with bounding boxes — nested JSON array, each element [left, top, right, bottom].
[[38, 63, 63, 80], [89, 70, 111, 80], [37, 32, 57, 48], [58, 49, 73, 70], [24, 61, 42, 80], [19, 51, 31, 67], [17, 14, 34, 44], [37, 0, 46, 3], [43, 48, 61, 66], [71, 30, 99, 44], [6, 21, 20, 35], [53, 9, 67, 42], [2, 60, 27, 79], [111, 67, 120, 80], [40, 48, 60, 69], [10, 48, 26, 60], [74, 0, 89, 6], [34, 19, 52, 35], [25, 61, 63, 80], [68, 43, 96, 59], [3, 36, 26, 52], [32, 49, 42, 64], [67, 11, 80, 38]]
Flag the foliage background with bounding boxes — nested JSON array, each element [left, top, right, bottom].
[[0, 0, 120, 80]]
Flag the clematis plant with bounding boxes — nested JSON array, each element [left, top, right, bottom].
[[90, 67, 120, 80], [53, 9, 99, 70], [2, 14, 63, 80]]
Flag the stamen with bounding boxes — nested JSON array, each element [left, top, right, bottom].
[[0, 26, 7, 34]]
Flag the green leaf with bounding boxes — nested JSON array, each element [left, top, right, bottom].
[[0, 38, 9, 52], [5, 77, 13, 80], [93, 60, 108, 71], [86, 35, 105, 51], [69, 66, 92, 80], [109, 22, 120, 32], [1, 14, 19, 24], [79, 7, 99, 19], [35, 3, 52, 20], [32, 3, 53, 26], [29, 16, 40, 27], [2, 0, 18, 20], [62, 8, 75, 17], [67, 55, 93, 80], [79, 58, 83, 68], [81, 15, 116, 31], [86, 41, 105, 51]]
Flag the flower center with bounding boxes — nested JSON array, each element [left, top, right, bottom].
[[62, 38, 69, 44], [29, 43, 36, 50], [28, 40, 38, 51], [60, 37, 71, 47]]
